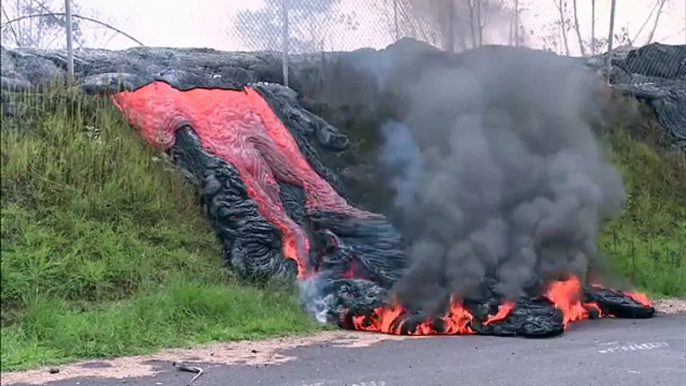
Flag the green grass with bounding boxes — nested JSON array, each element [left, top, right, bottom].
[[0, 279, 320, 371], [598, 129, 686, 298], [0, 88, 322, 372]]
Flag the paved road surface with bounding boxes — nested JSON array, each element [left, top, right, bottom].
[[9, 314, 685, 386]]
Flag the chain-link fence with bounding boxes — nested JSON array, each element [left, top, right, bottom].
[[3, 1, 684, 54], [2, 1, 684, 79], [227, 0, 685, 53], [224, 0, 685, 86]]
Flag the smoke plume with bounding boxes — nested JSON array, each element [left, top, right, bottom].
[[379, 46, 626, 316]]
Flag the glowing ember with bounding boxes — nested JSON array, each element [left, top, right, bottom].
[[484, 302, 515, 325], [345, 276, 651, 335], [626, 292, 652, 307], [546, 276, 594, 327]]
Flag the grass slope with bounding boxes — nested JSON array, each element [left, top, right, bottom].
[[0, 88, 683, 371], [595, 93, 685, 298], [0, 89, 322, 372], [599, 133, 685, 297]]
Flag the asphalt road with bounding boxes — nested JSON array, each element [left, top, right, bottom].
[[9, 314, 685, 386]]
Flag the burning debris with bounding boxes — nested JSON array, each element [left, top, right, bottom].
[[111, 45, 655, 338]]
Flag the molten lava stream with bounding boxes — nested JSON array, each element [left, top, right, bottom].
[[111, 82, 366, 280], [626, 291, 652, 307], [347, 276, 654, 336], [351, 298, 516, 336], [546, 276, 592, 327], [545, 275, 625, 326], [483, 302, 515, 325]]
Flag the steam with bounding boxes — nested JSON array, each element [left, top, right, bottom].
[[380, 120, 425, 210], [378, 47, 626, 316]]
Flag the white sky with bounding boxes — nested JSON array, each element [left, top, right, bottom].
[[4, 1, 686, 53]]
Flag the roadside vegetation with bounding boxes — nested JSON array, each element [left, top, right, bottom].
[[0, 88, 323, 372], [0, 86, 682, 372], [597, 94, 686, 298]]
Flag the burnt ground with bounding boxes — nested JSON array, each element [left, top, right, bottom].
[[3, 313, 684, 386]]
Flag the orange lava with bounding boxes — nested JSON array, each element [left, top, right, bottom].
[[351, 298, 515, 336], [626, 291, 652, 307], [484, 301, 515, 325], [352, 296, 472, 335], [349, 276, 651, 335], [545, 275, 601, 327], [112, 82, 370, 278]]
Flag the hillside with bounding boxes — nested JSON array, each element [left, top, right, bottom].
[[0, 41, 684, 371], [594, 92, 685, 297], [0, 88, 323, 371]]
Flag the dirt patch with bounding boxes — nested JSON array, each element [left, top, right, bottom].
[[654, 298, 686, 314], [0, 331, 412, 385]]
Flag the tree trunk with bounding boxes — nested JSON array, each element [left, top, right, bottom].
[[633, 0, 661, 43], [646, 0, 668, 44], [556, 0, 570, 55], [572, 0, 586, 56]]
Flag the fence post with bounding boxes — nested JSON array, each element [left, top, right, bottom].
[[281, 0, 290, 88], [605, 0, 617, 85], [591, 0, 596, 54], [446, 0, 454, 52], [514, 0, 519, 47], [65, 0, 74, 82], [393, 0, 399, 41]]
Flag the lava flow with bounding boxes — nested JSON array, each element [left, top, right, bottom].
[[546, 275, 602, 327], [112, 81, 370, 279], [349, 298, 514, 336], [112, 80, 656, 339], [344, 275, 652, 336]]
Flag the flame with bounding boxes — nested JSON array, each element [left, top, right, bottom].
[[545, 275, 595, 327], [346, 276, 651, 335], [350, 297, 516, 336], [626, 291, 652, 307], [484, 301, 515, 325]]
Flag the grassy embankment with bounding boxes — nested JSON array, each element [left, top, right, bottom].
[[0, 88, 324, 372], [0, 87, 683, 371], [596, 96, 685, 298]]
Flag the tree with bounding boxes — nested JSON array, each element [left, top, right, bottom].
[[402, 0, 514, 51], [644, 0, 669, 44], [1, 0, 85, 48], [1, 0, 138, 49], [571, 0, 585, 56], [553, 0, 570, 55], [232, 0, 358, 53]]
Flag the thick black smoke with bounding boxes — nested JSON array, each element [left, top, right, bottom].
[[379, 47, 626, 316]]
